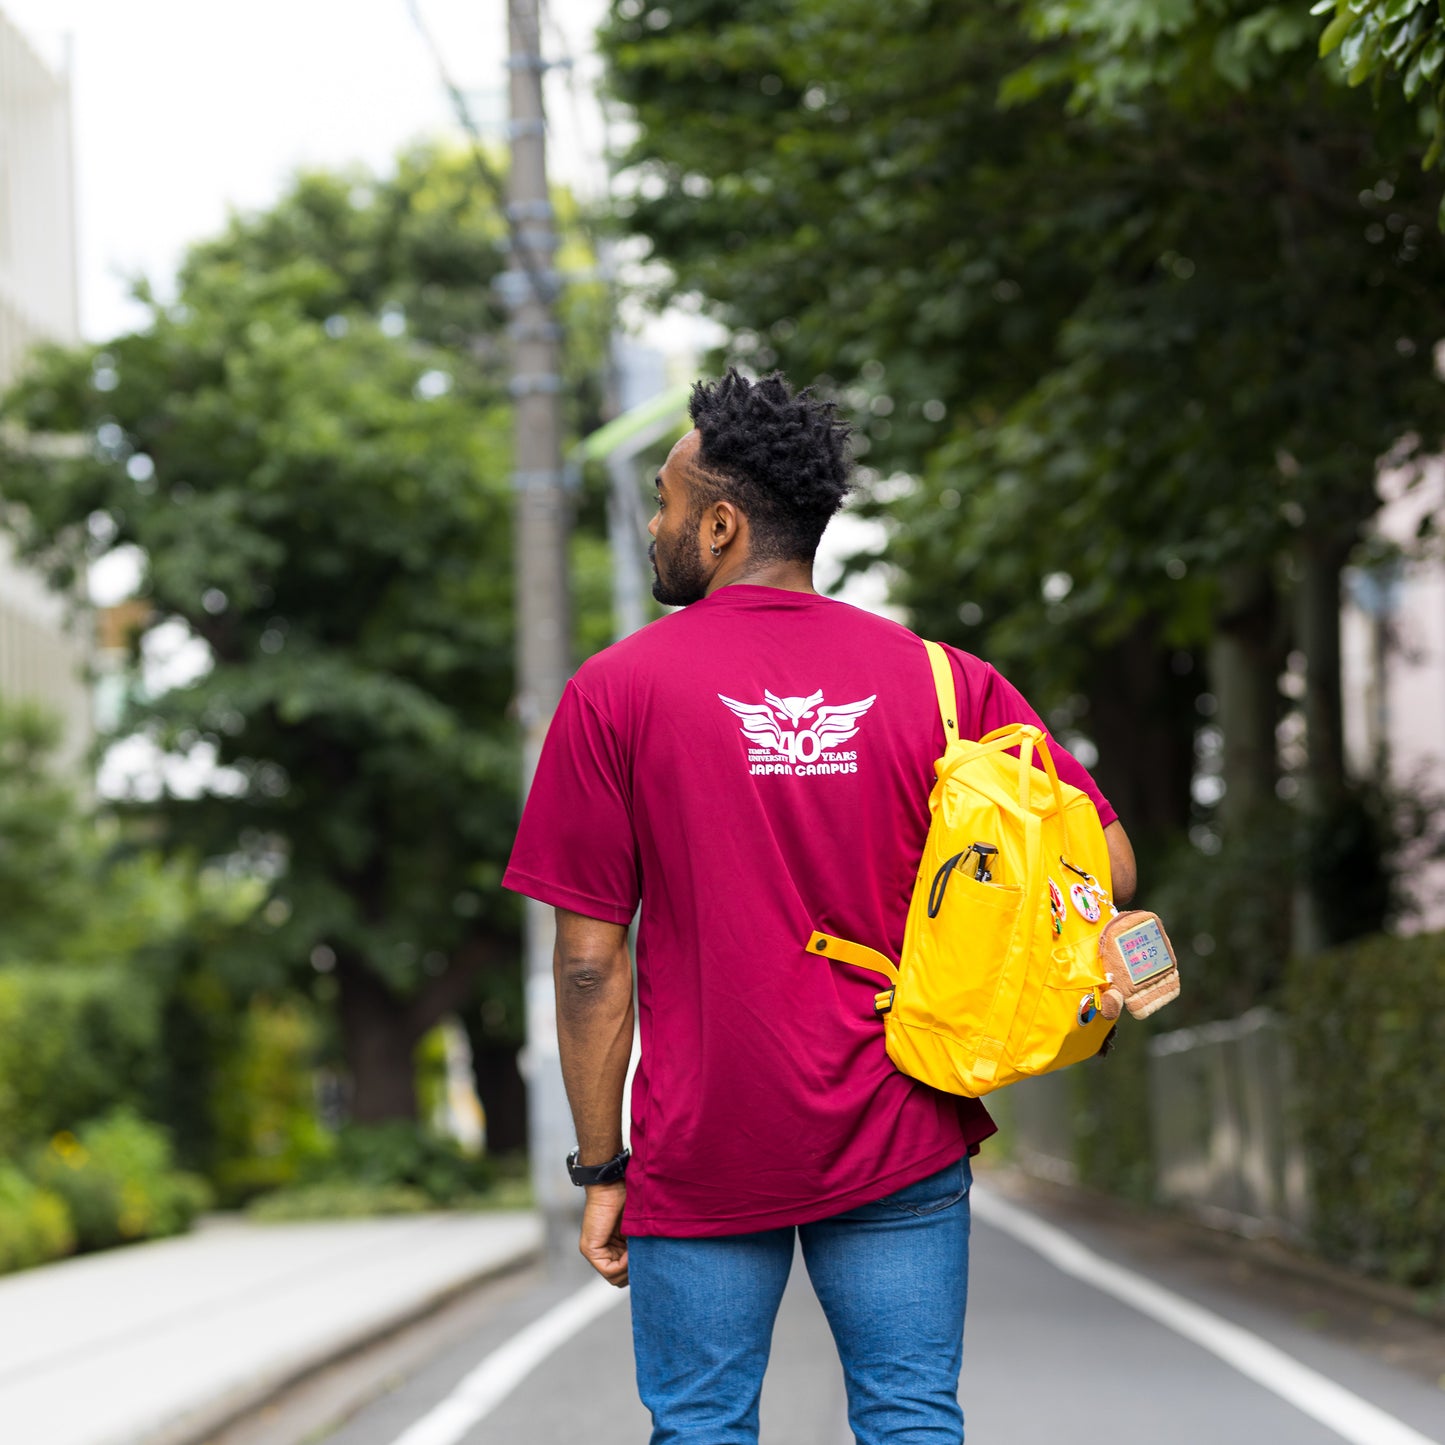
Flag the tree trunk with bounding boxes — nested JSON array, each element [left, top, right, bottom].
[[1209, 567, 1283, 839], [1292, 533, 1351, 957], [336, 956, 419, 1123], [1082, 618, 1196, 866], [464, 1016, 530, 1156], [1295, 535, 1348, 805], [331, 935, 510, 1127]]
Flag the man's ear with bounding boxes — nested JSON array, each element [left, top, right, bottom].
[[708, 500, 742, 550]]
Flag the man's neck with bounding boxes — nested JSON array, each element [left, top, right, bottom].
[[705, 556, 816, 597]]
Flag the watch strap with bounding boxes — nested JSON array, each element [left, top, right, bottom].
[[566, 1147, 630, 1186]]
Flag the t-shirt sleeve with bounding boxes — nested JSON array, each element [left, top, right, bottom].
[[957, 654, 1118, 830], [502, 679, 640, 925]]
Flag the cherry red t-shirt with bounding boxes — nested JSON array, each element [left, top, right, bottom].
[[503, 585, 1115, 1237]]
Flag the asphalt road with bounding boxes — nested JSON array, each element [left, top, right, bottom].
[[243, 1181, 1445, 1445]]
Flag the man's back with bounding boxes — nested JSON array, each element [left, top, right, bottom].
[[506, 584, 1111, 1235], [504, 372, 1128, 1445]]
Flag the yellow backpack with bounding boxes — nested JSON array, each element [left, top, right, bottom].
[[809, 640, 1117, 1098]]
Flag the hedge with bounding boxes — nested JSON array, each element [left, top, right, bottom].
[[0, 1165, 73, 1272], [32, 1109, 211, 1252], [0, 965, 160, 1157], [1069, 1018, 1156, 1205], [1286, 929, 1445, 1289]]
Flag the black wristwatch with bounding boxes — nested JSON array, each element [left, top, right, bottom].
[[566, 1147, 630, 1186]]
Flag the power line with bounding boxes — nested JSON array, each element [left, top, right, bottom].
[[403, 0, 557, 308]]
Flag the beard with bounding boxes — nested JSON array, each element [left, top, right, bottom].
[[649, 537, 711, 607]]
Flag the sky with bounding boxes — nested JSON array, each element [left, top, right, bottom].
[[5, 0, 613, 341], [3, 0, 891, 661]]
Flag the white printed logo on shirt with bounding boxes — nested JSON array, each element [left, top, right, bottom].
[[717, 689, 877, 776]]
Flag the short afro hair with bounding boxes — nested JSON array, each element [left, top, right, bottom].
[[687, 369, 852, 564]]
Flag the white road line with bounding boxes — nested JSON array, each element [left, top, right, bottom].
[[388, 1277, 627, 1445], [971, 1186, 1441, 1445]]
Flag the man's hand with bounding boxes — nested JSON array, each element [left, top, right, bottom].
[[580, 1181, 629, 1287]]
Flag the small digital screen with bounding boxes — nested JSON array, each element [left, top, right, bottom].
[[1117, 918, 1172, 985]]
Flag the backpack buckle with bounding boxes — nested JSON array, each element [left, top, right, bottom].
[[874, 988, 895, 1015]]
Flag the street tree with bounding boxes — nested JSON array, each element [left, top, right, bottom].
[[601, 0, 1445, 966], [0, 698, 200, 970], [1314, 0, 1445, 176], [0, 146, 608, 1132]]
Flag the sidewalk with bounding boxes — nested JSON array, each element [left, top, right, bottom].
[[0, 1210, 542, 1445]]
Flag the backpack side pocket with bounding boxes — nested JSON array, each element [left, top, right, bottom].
[[1014, 935, 1115, 1076], [899, 873, 1023, 1038]]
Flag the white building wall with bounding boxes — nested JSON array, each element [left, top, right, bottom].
[[1342, 461, 1445, 934], [0, 8, 90, 773]]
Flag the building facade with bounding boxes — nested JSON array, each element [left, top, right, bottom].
[[1342, 462, 1445, 934], [0, 8, 91, 771]]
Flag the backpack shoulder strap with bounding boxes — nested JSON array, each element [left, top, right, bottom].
[[922, 639, 958, 748]]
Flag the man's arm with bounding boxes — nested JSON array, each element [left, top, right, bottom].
[[554, 908, 636, 1287], [1105, 820, 1137, 905]]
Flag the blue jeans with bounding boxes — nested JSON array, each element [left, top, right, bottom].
[[629, 1158, 972, 1445]]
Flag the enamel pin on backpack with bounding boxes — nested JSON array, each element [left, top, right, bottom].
[[808, 640, 1179, 1098]]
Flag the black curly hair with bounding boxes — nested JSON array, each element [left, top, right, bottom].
[[687, 369, 852, 564]]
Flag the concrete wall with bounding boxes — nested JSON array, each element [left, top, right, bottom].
[[1147, 1009, 1311, 1240], [1006, 1012, 1312, 1242]]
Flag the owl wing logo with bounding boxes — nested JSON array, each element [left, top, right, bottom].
[[717, 694, 790, 753], [718, 689, 878, 764], [813, 696, 877, 749]]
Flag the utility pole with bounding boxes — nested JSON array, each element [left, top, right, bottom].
[[506, 0, 575, 1257]]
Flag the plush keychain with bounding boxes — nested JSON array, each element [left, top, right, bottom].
[[1098, 910, 1181, 1021]]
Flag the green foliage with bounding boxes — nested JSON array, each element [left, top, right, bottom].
[[0, 702, 92, 962], [0, 666, 282, 1198], [1147, 807, 1298, 1023], [0, 966, 160, 1157], [248, 1121, 496, 1218], [32, 1109, 211, 1252], [413, 1022, 451, 1133], [1145, 786, 1407, 1027], [603, 0, 1068, 468], [1286, 929, 1445, 1288], [297, 1122, 494, 1204], [603, 0, 1445, 974], [248, 1133, 533, 1218], [602, 0, 1445, 648], [0, 874, 263, 1185], [0, 1165, 74, 1274], [1009, 0, 1322, 111], [1069, 1020, 1157, 1203], [1296, 785, 1396, 945], [0, 143, 608, 1120], [1014, 0, 1445, 194], [881, 72, 1443, 716], [208, 997, 331, 1204], [1312, 1, 1445, 170], [0, 697, 203, 971]]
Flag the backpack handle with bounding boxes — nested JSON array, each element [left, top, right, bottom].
[[974, 724, 1072, 858], [1003, 725, 1066, 818]]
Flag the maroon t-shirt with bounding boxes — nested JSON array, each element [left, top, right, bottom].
[[503, 585, 1115, 1236]]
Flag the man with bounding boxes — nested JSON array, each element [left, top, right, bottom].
[[503, 370, 1135, 1444]]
